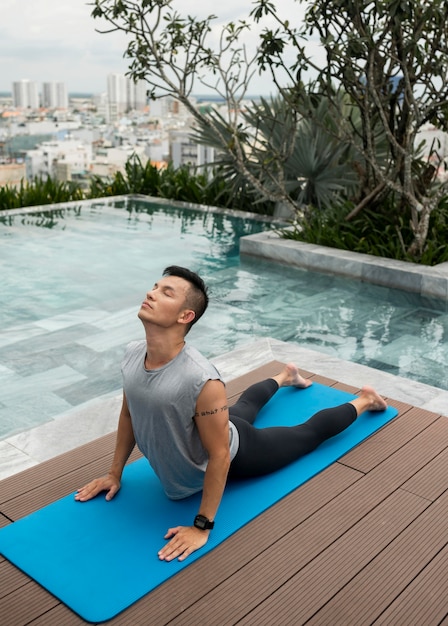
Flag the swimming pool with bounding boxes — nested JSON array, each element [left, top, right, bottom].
[[1, 197, 447, 439]]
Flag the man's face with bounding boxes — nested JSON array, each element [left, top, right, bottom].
[[138, 275, 193, 328]]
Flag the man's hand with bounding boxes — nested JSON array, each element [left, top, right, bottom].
[[158, 526, 210, 562], [75, 474, 121, 502]]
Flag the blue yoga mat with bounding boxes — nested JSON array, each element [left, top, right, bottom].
[[0, 383, 397, 623]]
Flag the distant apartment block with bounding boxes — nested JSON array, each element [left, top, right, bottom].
[[12, 80, 39, 109], [170, 129, 215, 169], [91, 145, 148, 179], [107, 74, 147, 120], [42, 82, 68, 109], [25, 139, 92, 181], [11, 80, 69, 110], [148, 96, 196, 122], [0, 163, 26, 189]]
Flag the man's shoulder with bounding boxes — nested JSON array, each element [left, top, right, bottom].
[[183, 344, 222, 380], [122, 340, 145, 366], [183, 344, 210, 367], [125, 339, 145, 354]]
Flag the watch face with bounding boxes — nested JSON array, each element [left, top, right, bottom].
[[194, 515, 207, 529], [194, 514, 213, 530]]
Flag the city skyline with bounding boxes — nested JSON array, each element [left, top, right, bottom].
[[1, 0, 308, 96]]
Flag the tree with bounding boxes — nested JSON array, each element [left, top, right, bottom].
[[91, 0, 448, 259], [253, 0, 448, 257]]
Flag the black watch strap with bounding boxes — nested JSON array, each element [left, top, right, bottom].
[[194, 514, 214, 530]]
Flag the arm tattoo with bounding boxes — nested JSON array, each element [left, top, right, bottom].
[[195, 404, 228, 418]]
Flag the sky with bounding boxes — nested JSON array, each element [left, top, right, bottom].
[[0, 0, 314, 96]]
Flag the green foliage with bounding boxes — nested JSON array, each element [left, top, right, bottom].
[[0, 156, 274, 216], [89, 156, 274, 214], [0, 177, 84, 211], [192, 93, 359, 213], [281, 197, 448, 266]]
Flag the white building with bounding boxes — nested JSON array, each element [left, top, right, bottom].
[[93, 92, 110, 123], [0, 163, 26, 189], [149, 97, 170, 120], [107, 74, 148, 120], [148, 96, 197, 122], [25, 139, 92, 181], [12, 80, 39, 109], [42, 82, 68, 109], [170, 129, 215, 169], [107, 74, 128, 118], [90, 145, 148, 179], [128, 80, 147, 111]]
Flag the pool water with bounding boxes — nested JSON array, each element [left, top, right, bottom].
[[0, 198, 447, 439]]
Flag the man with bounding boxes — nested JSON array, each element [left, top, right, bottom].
[[76, 265, 387, 562]]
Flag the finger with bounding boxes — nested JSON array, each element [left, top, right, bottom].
[[75, 482, 102, 501], [105, 485, 118, 501], [158, 543, 178, 561], [177, 546, 193, 562], [158, 535, 184, 561], [163, 527, 179, 539], [75, 487, 93, 501]]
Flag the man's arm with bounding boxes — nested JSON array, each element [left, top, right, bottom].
[[75, 391, 136, 502], [193, 378, 230, 522], [158, 379, 230, 562]]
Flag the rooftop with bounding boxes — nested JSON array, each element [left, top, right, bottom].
[[2, 339, 448, 624]]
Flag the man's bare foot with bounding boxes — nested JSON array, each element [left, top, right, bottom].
[[273, 363, 313, 389], [350, 385, 387, 415], [360, 385, 388, 411]]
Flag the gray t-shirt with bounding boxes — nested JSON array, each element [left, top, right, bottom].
[[121, 340, 239, 499]]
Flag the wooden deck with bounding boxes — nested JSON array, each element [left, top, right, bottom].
[[1, 361, 448, 625]]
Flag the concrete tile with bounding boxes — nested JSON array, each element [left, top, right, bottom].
[[0, 440, 38, 481], [35, 307, 108, 331]]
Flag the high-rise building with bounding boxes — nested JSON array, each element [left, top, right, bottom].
[[107, 73, 128, 118], [12, 80, 39, 109], [42, 82, 68, 109], [128, 79, 147, 111], [107, 73, 148, 119]]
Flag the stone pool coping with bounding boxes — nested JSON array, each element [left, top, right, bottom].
[[240, 230, 448, 301]]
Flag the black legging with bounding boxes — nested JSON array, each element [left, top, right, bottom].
[[228, 379, 357, 479]]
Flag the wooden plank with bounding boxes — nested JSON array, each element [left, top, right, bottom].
[[401, 445, 448, 501], [374, 545, 448, 625], [0, 513, 10, 529], [353, 413, 448, 490], [224, 360, 285, 398], [1, 447, 142, 521], [171, 489, 428, 625], [0, 432, 118, 503], [0, 560, 30, 599], [340, 404, 439, 473], [1, 583, 60, 626], [23, 603, 87, 626], [307, 488, 448, 625]]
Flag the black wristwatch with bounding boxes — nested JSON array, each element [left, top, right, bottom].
[[194, 514, 215, 530]]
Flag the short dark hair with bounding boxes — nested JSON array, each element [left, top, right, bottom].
[[163, 266, 209, 332]]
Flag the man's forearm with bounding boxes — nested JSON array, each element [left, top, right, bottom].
[[109, 410, 136, 479], [197, 454, 230, 521]]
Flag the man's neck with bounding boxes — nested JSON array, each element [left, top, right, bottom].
[[143, 329, 186, 370]]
